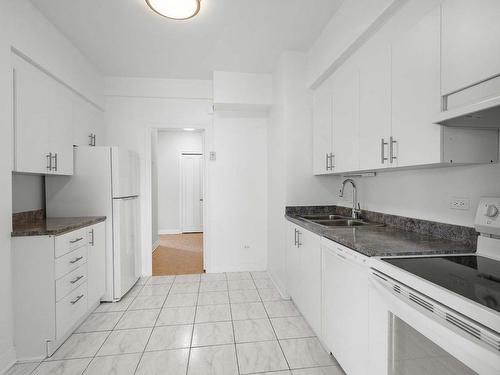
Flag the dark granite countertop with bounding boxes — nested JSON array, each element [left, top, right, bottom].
[[12, 216, 106, 237], [286, 212, 476, 258]]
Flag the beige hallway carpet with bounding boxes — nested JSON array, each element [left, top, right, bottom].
[[152, 233, 203, 275]]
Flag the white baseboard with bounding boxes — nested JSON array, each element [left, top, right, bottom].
[[158, 229, 182, 235], [0, 345, 16, 375], [268, 270, 290, 300]]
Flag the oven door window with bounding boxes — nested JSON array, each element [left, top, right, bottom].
[[390, 316, 477, 375]]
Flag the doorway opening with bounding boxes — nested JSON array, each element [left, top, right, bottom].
[[151, 129, 205, 275]]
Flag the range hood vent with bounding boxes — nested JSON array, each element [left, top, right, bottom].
[[434, 95, 500, 128]]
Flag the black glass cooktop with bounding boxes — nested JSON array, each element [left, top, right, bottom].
[[383, 255, 500, 313]]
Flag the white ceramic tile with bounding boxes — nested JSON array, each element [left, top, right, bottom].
[[258, 288, 283, 302], [230, 302, 268, 320], [188, 344, 238, 375], [233, 319, 276, 343], [97, 328, 152, 356], [136, 276, 151, 286], [226, 272, 252, 280], [255, 371, 292, 375], [84, 353, 141, 375], [170, 282, 200, 294], [175, 274, 201, 283], [280, 338, 335, 369], [165, 293, 198, 307], [94, 297, 133, 313], [128, 295, 166, 310], [50, 332, 109, 360], [195, 304, 231, 323], [198, 291, 230, 306], [201, 273, 227, 281], [32, 359, 91, 375], [5, 362, 40, 375], [126, 284, 143, 298], [147, 275, 176, 285], [291, 366, 345, 375], [135, 349, 189, 375], [229, 290, 261, 304], [192, 321, 234, 347], [254, 279, 276, 289], [146, 325, 193, 351], [115, 309, 160, 329], [271, 317, 315, 339], [228, 279, 256, 291], [156, 306, 196, 325], [250, 271, 270, 280], [139, 284, 172, 296], [199, 280, 228, 292], [236, 341, 288, 374], [76, 312, 123, 333], [264, 301, 300, 318]]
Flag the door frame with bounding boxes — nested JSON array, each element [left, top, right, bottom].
[[179, 152, 204, 233], [144, 126, 211, 275]]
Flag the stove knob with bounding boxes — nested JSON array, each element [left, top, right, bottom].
[[485, 204, 499, 218]]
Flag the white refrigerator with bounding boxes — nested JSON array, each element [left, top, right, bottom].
[[46, 146, 141, 301]]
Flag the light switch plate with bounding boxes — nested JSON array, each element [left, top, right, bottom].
[[449, 197, 470, 210]]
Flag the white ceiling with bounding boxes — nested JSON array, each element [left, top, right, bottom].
[[30, 0, 343, 79]]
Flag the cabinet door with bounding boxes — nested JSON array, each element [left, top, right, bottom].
[[13, 56, 50, 174], [333, 65, 359, 173], [49, 79, 74, 175], [359, 45, 392, 170], [87, 222, 106, 306], [285, 222, 300, 302], [298, 229, 321, 336], [442, 0, 500, 95], [73, 95, 105, 147], [312, 83, 334, 175], [391, 5, 442, 168]]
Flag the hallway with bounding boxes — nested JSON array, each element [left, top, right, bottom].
[[153, 233, 203, 276]]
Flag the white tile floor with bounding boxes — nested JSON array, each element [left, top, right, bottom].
[[7, 271, 345, 375]]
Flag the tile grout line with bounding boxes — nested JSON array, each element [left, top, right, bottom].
[[226, 273, 241, 375], [132, 275, 174, 375], [185, 275, 201, 375]]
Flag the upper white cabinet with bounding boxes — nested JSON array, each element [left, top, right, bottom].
[[73, 95, 104, 147], [13, 55, 74, 175], [333, 64, 360, 174], [312, 81, 334, 174], [391, 5, 442, 168], [441, 0, 500, 96], [358, 44, 392, 171]]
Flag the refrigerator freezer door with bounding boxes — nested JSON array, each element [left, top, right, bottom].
[[112, 197, 140, 299], [111, 147, 140, 198]]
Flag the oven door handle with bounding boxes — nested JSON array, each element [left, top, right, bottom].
[[369, 275, 500, 375]]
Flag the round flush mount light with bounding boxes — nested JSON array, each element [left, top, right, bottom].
[[145, 0, 201, 20]]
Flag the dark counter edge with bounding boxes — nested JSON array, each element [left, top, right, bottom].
[[285, 205, 477, 257], [12, 216, 107, 237]]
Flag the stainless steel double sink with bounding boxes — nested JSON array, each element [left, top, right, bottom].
[[299, 214, 384, 228]]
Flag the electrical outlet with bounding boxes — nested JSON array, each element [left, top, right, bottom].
[[243, 245, 250, 250], [449, 197, 470, 210]]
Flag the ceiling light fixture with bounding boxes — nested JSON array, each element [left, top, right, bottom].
[[145, 0, 201, 20]]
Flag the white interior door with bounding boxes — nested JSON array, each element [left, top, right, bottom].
[[181, 153, 204, 233]]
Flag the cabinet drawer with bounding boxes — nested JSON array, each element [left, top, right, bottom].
[[55, 228, 88, 258], [55, 246, 87, 279], [56, 264, 87, 302], [56, 282, 87, 340]]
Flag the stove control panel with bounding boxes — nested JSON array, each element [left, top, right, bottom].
[[475, 197, 500, 236]]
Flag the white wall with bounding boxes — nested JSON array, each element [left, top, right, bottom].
[[151, 129, 159, 249], [267, 52, 338, 294], [105, 77, 268, 274], [0, 0, 104, 371], [11, 175, 45, 214], [157, 131, 204, 233]]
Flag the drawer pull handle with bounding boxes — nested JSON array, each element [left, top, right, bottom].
[[70, 275, 84, 284], [70, 294, 84, 305], [70, 256, 83, 264], [70, 237, 84, 244]]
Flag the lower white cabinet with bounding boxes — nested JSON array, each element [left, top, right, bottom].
[[12, 221, 106, 360], [321, 238, 369, 375], [286, 221, 322, 335]]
